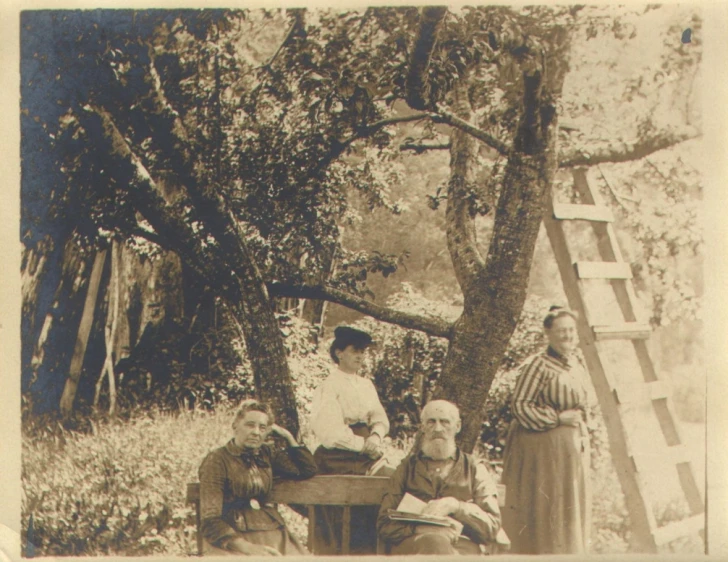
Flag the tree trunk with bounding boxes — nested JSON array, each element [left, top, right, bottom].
[[94, 241, 121, 416], [27, 236, 98, 414], [59, 248, 108, 418], [21, 236, 54, 359], [435, 50, 569, 451], [21, 232, 73, 398]]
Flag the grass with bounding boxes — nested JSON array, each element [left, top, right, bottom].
[[23, 407, 234, 556]]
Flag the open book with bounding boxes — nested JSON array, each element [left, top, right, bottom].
[[385, 493, 464, 535], [366, 454, 395, 476]]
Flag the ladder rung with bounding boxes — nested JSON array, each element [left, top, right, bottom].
[[592, 323, 651, 340], [575, 261, 632, 279], [653, 513, 705, 546], [553, 203, 614, 222], [666, 444, 690, 465], [632, 445, 689, 472], [612, 380, 670, 405], [647, 380, 670, 401]]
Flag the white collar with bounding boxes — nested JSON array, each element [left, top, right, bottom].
[[332, 366, 362, 379]]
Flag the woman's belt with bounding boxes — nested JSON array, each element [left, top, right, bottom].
[[227, 497, 269, 510], [349, 422, 370, 438]]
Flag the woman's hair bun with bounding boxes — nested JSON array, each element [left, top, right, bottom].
[[543, 305, 579, 328]]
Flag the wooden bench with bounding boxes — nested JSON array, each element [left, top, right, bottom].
[[186, 475, 390, 555]]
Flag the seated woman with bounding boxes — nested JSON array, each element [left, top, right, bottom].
[[309, 326, 393, 554], [198, 399, 317, 556]]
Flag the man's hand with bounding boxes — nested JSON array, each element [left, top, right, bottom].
[[558, 409, 582, 427], [361, 433, 383, 459], [414, 524, 459, 544], [422, 496, 459, 517], [268, 424, 298, 447], [226, 537, 281, 556]]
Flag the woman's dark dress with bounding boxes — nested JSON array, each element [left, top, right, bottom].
[[502, 346, 592, 554], [198, 440, 317, 555], [312, 424, 387, 554]]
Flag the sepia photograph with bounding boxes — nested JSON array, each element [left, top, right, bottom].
[[4, 1, 728, 560]]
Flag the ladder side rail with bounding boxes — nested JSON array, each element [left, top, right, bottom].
[[543, 204, 659, 553], [571, 169, 705, 532]]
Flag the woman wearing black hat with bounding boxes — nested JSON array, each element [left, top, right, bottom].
[[309, 326, 393, 554]]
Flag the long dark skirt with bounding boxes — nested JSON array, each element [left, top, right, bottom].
[[312, 447, 379, 555], [501, 420, 591, 554], [202, 526, 306, 556]]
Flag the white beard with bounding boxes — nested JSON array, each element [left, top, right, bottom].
[[421, 438, 456, 460]]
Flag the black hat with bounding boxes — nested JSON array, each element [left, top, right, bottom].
[[333, 326, 374, 348]]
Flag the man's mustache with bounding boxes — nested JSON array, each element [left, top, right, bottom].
[[428, 432, 447, 439]]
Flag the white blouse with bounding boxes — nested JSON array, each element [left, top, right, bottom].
[[310, 367, 390, 451]]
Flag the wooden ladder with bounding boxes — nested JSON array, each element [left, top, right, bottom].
[[542, 167, 705, 552]]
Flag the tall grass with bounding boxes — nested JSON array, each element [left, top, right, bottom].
[[23, 407, 236, 556]]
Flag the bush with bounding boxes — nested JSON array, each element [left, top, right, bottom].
[[110, 306, 255, 414], [22, 408, 234, 556]]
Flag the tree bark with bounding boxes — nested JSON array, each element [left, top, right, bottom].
[[60, 248, 108, 418], [406, 7, 448, 110], [444, 81, 486, 294], [435, 47, 569, 451]]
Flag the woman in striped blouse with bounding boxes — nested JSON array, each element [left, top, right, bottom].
[[501, 306, 592, 554]]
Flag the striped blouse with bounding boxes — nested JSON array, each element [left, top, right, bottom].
[[511, 346, 590, 431]]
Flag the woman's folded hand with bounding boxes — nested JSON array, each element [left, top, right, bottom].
[[361, 434, 384, 458], [557, 409, 582, 427]]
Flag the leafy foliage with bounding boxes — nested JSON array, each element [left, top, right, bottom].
[[110, 303, 255, 413]]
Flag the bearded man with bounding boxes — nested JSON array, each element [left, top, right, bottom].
[[376, 400, 502, 555]]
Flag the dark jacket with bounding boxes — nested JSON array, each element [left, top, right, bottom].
[[199, 440, 316, 547], [377, 448, 501, 546]]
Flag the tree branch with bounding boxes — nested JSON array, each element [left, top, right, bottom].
[[445, 81, 488, 292], [261, 10, 303, 71], [130, 227, 166, 247], [558, 130, 700, 168], [139, 49, 274, 307], [431, 109, 510, 156], [406, 6, 448, 111], [400, 141, 451, 153], [268, 282, 453, 339], [145, 46, 197, 164], [338, 113, 430, 151]]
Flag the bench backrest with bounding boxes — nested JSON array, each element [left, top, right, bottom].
[[187, 475, 391, 555]]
